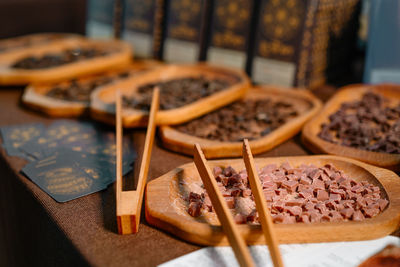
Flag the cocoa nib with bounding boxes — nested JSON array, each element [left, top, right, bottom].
[[122, 76, 231, 111], [175, 98, 300, 142], [318, 91, 400, 154]]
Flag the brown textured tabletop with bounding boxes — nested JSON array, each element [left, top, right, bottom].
[[0, 86, 396, 267]]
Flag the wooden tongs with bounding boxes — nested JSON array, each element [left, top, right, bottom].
[[193, 140, 283, 267], [115, 88, 159, 234]]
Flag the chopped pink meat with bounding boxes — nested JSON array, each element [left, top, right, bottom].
[[186, 164, 388, 225]]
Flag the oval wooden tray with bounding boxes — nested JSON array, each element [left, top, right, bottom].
[[302, 84, 400, 171], [0, 33, 82, 55], [90, 63, 250, 127], [159, 86, 322, 158], [21, 60, 161, 117], [0, 38, 133, 85], [145, 155, 400, 246]]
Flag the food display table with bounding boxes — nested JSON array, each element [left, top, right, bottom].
[[0, 85, 397, 267]]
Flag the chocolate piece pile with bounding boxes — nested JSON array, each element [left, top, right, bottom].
[[12, 47, 113, 69], [46, 71, 131, 102], [175, 99, 299, 142], [186, 163, 388, 224], [122, 76, 230, 110], [318, 92, 400, 154]]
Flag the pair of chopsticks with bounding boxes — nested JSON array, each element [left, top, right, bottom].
[[194, 140, 283, 267], [115, 88, 159, 234]]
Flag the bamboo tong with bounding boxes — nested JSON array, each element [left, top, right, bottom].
[[115, 88, 159, 234], [193, 140, 283, 267], [113, 86, 282, 264]]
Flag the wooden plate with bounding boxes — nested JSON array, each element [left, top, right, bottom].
[[302, 84, 400, 171], [21, 60, 161, 117], [145, 155, 400, 245], [0, 38, 133, 85], [159, 86, 322, 158], [0, 33, 83, 55], [90, 63, 250, 127]]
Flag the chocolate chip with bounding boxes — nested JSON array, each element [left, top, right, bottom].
[[122, 76, 231, 111], [318, 92, 400, 154], [12, 47, 114, 69], [175, 98, 299, 142]]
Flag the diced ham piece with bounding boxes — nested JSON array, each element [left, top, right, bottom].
[[312, 179, 325, 191], [271, 201, 285, 212], [329, 211, 343, 222], [188, 192, 202, 202], [203, 195, 212, 211], [285, 199, 304, 206], [263, 189, 275, 201], [246, 210, 258, 222], [228, 174, 241, 186], [229, 188, 241, 197], [299, 174, 312, 185], [329, 193, 341, 202], [377, 199, 389, 211], [281, 180, 298, 193], [261, 164, 277, 173], [281, 161, 292, 171], [304, 202, 315, 211], [225, 197, 235, 209], [363, 207, 380, 218], [188, 201, 202, 217], [308, 211, 322, 223], [352, 210, 365, 221], [223, 166, 236, 177], [299, 190, 313, 200], [235, 197, 255, 216], [317, 190, 329, 201], [262, 180, 277, 190], [339, 208, 354, 219], [285, 206, 302, 216], [299, 214, 310, 223], [213, 166, 222, 177], [234, 214, 246, 224], [186, 163, 388, 224]]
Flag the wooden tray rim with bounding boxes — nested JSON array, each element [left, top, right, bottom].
[[145, 155, 400, 246], [159, 86, 322, 158], [90, 63, 250, 127], [302, 83, 400, 170], [21, 61, 161, 117], [0, 38, 133, 85]]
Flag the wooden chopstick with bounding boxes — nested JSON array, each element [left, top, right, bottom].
[[193, 144, 255, 267], [242, 139, 284, 267], [115, 89, 124, 230], [116, 88, 159, 234]]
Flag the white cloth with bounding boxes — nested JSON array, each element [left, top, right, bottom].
[[159, 236, 400, 267]]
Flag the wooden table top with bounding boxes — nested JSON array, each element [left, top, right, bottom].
[[0, 85, 397, 267]]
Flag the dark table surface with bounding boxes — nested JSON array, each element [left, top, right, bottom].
[[0, 85, 397, 267]]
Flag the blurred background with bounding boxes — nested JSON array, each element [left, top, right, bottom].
[[1, 0, 399, 88]]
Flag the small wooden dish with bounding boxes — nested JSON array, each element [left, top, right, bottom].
[[159, 86, 322, 158], [0, 38, 133, 85], [145, 155, 400, 246], [90, 63, 250, 128], [0, 33, 83, 54], [302, 83, 400, 171], [21, 61, 161, 117]]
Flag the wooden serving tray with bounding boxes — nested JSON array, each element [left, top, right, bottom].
[[0, 38, 133, 85], [159, 86, 322, 158], [90, 63, 250, 127], [0, 33, 82, 55], [145, 155, 400, 245], [302, 84, 400, 171], [21, 61, 161, 117]]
